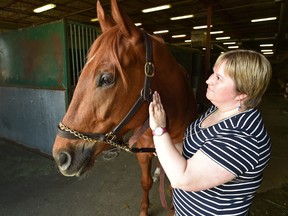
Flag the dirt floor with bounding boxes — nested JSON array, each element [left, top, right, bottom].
[[0, 80, 287, 216]]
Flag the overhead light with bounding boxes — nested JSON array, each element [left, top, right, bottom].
[[91, 18, 99, 22], [228, 46, 239, 49], [211, 31, 224, 34], [263, 52, 274, 55], [135, 23, 142, 26], [33, 3, 56, 13], [153, 30, 169, 34], [142, 4, 171, 13], [251, 17, 277, 22], [260, 44, 273, 47], [216, 36, 231, 40], [193, 25, 213, 30], [172, 34, 186, 38], [170, 14, 194, 20], [223, 42, 236, 45], [185, 39, 191, 43], [261, 49, 273, 52]]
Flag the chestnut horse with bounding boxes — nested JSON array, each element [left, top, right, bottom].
[[53, 0, 197, 215]]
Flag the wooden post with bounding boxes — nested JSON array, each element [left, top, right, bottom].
[[205, 4, 212, 80], [197, 3, 213, 112]]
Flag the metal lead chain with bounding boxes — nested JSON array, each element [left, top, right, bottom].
[[58, 122, 133, 153]]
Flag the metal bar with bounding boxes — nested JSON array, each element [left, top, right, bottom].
[[81, 25, 86, 67], [85, 27, 89, 55], [88, 28, 92, 53], [92, 28, 96, 44], [73, 24, 78, 85], [76, 25, 81, 80], [69, 24, 76, 86]]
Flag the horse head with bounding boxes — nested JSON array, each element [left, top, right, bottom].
[[53, 0, 197, 179], [53, 0, 152, 176]]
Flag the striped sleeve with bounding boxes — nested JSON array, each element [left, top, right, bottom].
[[200, 134, 260, 177]]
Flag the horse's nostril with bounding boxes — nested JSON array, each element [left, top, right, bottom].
[[58, 151, 72, 171]]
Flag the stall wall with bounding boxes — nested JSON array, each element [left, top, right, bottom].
[[0, 20, 68, 155], [0, 87, 66, 154]]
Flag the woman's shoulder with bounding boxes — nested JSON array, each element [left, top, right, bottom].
[[229, 108, 268, 137], [234, 108, 262, 126]]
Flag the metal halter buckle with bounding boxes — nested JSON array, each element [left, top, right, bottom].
[[105, 132, 117, 141], [144, 62, 154, 77]]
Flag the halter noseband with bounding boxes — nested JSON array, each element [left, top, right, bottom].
[[57, 31, 156, 153]]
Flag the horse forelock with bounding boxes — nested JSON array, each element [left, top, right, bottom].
[[86, 28, 130, 90]]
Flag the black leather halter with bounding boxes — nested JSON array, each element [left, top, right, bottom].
[[57, 31, 156, 153]]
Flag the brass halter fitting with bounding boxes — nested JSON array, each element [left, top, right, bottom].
[[105, 132, 117, 142], [145, 62, 154, 77]]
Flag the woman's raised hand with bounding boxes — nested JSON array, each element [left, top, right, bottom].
[[149, 91, 166, 130]]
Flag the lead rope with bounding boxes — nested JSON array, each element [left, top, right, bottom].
[[159, 164, 174, 211]]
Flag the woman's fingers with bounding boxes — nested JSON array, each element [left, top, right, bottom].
[[149, 91, 166, 129], [153, 91, 161, 105], [149, 101, 154, 114]]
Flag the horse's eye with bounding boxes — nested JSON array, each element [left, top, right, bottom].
[[98, 73, 115, 87]]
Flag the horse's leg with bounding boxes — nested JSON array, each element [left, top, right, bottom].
[[152, 166, 161, 182], [152, 158, 161, 182], [136, 153, 154, 216]]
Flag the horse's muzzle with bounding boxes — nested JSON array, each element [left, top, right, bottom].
[[54, 143, 94, 177], [58, 151, 72, 172]]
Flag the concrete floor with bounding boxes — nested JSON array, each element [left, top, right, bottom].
[[0, 80, 287, 216]]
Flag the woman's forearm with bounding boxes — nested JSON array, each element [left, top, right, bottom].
[[153, 133, 187, 188]]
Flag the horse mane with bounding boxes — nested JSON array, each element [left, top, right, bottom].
[[151, 34, 165, 44], [86, 27, 129, 89]]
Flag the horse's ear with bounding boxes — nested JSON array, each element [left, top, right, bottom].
[[111, 0, 142, 41], [97, 0, 115, 32]]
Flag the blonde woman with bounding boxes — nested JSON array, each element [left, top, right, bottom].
[[149, 50, 272, 215]]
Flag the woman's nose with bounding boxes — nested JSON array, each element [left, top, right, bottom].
[[206, 73, 214, 84]]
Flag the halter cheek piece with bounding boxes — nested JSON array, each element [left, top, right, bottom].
[[57, 31, 156, 153]]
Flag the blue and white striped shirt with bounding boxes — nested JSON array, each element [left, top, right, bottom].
[[173, 105, 271, 216]]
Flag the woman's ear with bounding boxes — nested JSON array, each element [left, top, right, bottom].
[[236, 93, 248, 101]]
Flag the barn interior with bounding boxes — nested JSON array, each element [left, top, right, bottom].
[[0, 0, 288, 215], [1, 0, 288, 61]]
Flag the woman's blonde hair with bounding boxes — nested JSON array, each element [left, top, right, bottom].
[[214, 49, 272, 108]]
